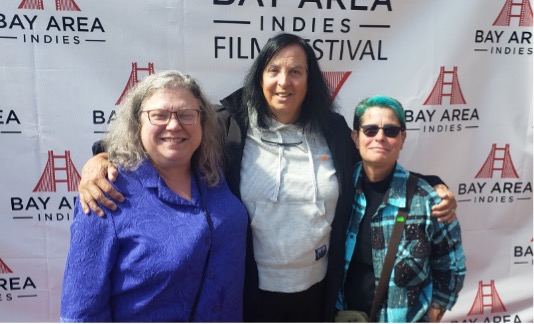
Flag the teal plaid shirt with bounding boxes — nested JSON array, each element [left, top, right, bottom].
[[337, 162, 466, 322]]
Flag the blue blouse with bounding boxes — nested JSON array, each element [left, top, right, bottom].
[[60, 160, 248, 322]]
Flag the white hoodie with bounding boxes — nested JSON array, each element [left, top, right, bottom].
[[240, 111, 339, 293]]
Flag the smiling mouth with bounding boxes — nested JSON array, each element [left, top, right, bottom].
[[162, 138, 187, 143], [371, 147, 388, 151]]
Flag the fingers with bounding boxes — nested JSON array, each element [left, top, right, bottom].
[[434, 207, 456, 224], [85, 184, 115, 217], [432, 184, 458, 223], [92, 178, 123, 208], [431, 201, 450, 221], [77, 153, 124, 216], [108, 164, 119, 182], [431, 202, 456, 223], [97, 177, 125, 204], [87, 198, 106, 217], [78, 177, 123, 217], [78, 192, 90, 215], [78, 187, 105, 217]]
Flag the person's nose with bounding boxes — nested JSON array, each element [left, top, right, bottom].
[[374, 129, 387, 141], [277, 72, 289, 87], [167, 113, 183, 129]]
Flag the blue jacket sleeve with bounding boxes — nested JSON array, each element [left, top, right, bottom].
[[60, 201, 118, 322], [429, 217, 466, 309]]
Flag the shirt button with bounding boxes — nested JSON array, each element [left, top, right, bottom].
[[207, 272, 215, 280], [193, 208, 201, 214], [212, 306, 220, 313]]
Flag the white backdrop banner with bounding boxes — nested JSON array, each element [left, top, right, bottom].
[[0, 0, 532, 322]]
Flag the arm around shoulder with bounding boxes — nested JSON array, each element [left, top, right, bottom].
[[78, 151, 123, 217]]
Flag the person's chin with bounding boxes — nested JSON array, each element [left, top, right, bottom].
[[366, 156, 393, 165]]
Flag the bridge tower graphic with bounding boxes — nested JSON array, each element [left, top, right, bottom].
[[468, 280, 507, 315], [18, 0, 81, 11], [423, 66, 466, 105], [0, 258, 13, 274], [33, 150, 81, 192], [493, 0, 533, 27], [475, 144, 519, 178], [322, 71, 352, 100], [116, 62, 155, 105]]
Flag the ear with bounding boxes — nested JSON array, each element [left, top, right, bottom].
[[351, 130, 359, 149], [400, 129, 407, 150]]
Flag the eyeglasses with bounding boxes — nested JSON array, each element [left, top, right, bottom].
[[142, 109, 201, 126], [360, 124, 404, 138], [260, 130, 303, 147]]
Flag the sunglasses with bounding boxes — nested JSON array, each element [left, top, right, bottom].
[[360, 124, 404, 138]]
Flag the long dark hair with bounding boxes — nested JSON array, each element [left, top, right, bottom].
[[242, 33, 336, 132]]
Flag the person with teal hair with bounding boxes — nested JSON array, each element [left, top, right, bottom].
[[336, 95, 466, 322]]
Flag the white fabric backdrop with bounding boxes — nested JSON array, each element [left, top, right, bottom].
[[0, 0, 532, 322]]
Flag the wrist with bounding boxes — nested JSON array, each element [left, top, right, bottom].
[[430, 301, 446, 321]]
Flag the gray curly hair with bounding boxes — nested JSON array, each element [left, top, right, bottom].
[[103, 70, 223, 187]]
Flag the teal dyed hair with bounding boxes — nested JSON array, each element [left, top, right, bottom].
[[353, 95, 406, 130]]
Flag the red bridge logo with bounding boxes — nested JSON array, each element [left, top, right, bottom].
[[424, 66, 466, 105], [33, 150, 81, 192], [475, 144, 519, 179], [468, 280, 508, 315], [116, 62, 155, 105], [493, 0, 533, 27], [18, 0, 81, 11], [322, 71, 351, 100], [0, 258, 14, 274]]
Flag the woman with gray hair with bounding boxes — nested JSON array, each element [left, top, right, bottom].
[[60, 70, 248, 322]]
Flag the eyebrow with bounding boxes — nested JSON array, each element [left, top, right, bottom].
[[145, 107, 197, 111], [289, 63, 305, 69], [267, 61, 306, 67]]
